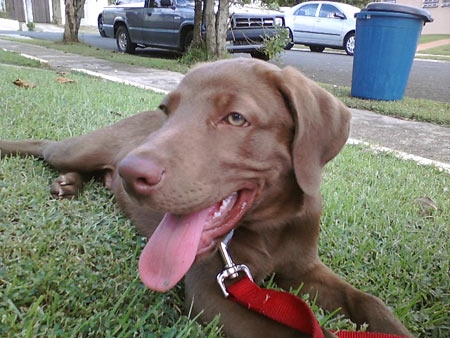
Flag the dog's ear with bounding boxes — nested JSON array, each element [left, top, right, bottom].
[[274, 66, 351, 196]]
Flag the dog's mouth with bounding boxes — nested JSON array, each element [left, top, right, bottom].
[[138, 188, 256, 292]]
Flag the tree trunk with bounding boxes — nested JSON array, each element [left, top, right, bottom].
[[204, 0, 216, 57], [63, 0, 86, 43], [192, 0, 203, 48], [215, 0, 230, 58]]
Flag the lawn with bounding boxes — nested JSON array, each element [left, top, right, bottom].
[[417, 34, 450, 58], [3, 37, 449, 126], [0, 64, 449, 337], [420, 43, 450, 56], [321, 84, 450, 126], [1, 37, 190, 73], [0, 48, 47, 68], [419, 34, 450, 44]]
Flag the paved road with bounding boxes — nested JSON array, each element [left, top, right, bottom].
[[1, 30, 450, 102]]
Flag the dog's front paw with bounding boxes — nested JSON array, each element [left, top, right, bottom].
[[50, 172, 84, 199]]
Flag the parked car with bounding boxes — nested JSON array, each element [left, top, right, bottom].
[[284, 1, 360, 55], [98, 0, 286, 59], [98, 0, 144, 38]]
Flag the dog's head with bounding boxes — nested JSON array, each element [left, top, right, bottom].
[[118, 58, 351, 292]]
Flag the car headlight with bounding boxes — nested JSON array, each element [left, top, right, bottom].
[[274, 17, 284, 27]]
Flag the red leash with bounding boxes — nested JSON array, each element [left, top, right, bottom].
[[216, 232, 408, 338], [227, 276, 406, 338], [228, 276, 323, 337]]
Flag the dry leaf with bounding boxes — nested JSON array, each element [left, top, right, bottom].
[[414, 197, 438, 216], [56, 77, 76, 84], [13, 78, 36, 89]]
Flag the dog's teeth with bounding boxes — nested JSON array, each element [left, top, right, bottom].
[[222, 192, 237, 208], [213, 192, 237, 219]]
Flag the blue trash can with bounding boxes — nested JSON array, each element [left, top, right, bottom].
[[351, 3, 433, 101]]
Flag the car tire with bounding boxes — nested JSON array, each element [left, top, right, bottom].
[[344, 32, 355, 56], [98, 15, 106, 37], [284, 29, 294, 51], [183, 30, 193, 52], [309, 46, 325, 53], [116, 25, 136, 54], [250, 50, 270, 61]]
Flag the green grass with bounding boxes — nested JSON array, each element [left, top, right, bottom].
[[418, 34, 450, 56], [2, 37, 190, 73], [420, 43, 450, 56], [322, 84, 450, 126], [1, 65, 449, 337], [419, 34, 450, 44], [0, 48, 47, 68], [3, 37, 449, 126]]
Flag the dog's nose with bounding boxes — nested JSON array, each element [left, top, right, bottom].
[[118, 155, 165, 196]]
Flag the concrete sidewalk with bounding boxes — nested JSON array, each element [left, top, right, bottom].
[[1, 38, 449, 172]]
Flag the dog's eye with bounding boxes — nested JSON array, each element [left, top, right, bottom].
[[225, 113, 249, 127], [159, 104, 168, 115]]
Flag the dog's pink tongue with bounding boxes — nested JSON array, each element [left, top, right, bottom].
[[138, 207, 214, 292]]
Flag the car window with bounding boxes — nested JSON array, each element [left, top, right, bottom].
[[148, 0, 160, 7], [149, 0, 170, 7], [294, 4, 319, 17], [319, 4, 344, 19]]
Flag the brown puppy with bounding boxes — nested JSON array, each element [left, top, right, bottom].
[[0, 59, 412, 338]]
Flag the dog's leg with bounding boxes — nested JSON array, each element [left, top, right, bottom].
[[0, 110, 165, 197], [277, 262, 413, 337], [0, 140, 55, 159], [39, 111, 165, 174], [185, 255, 336, 338]]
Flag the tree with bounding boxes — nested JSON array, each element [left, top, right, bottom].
[[63, 0, 87, 43], [192, 0, 204, 48], [215, 0, 231, 58], [191, 0, 231, 59]]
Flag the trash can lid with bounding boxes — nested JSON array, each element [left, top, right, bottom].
[[363, 2, 433, 23]]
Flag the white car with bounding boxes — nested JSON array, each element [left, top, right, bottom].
[[284, 1, 360, 55]]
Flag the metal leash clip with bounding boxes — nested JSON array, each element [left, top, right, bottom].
[[216, 230, 253, 297]]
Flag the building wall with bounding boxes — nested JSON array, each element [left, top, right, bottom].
[[56, 0, 108, 26], [80, 0, 108, 26], [396, 0, 450, 34]]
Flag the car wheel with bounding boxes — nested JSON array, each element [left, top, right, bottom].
[[250, 50, 270, 61], [116, 25, 136, 54], [183, 30, 193, 52], [309, 46, 325, 53], [344, 33, 355, 56], [284, 29, 294, 51], [98, 15, 106, 37]]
